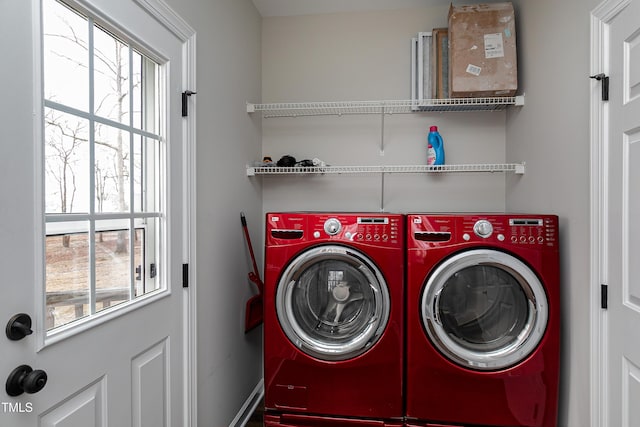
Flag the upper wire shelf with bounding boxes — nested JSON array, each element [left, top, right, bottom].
[[246, 96, 524, 118], [247, 163, 526, 176]]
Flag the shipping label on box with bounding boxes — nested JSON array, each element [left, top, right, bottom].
[[448, 2, 518, 98]]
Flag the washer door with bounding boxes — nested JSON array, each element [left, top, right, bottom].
[[421, 249, 548, 370], [276, 245, 391, 361]]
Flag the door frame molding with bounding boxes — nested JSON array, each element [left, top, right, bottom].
[[590, 1, 630, 426], [132, 2, 197, 426]]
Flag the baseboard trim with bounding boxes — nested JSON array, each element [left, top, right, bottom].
[[229, 378, 264, 427]]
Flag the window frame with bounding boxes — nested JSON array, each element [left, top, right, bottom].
[[41, 0, 171, 344]]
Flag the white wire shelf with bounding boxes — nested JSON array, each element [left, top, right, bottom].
[[246, 96, 524, 118], [246, 163, 525, 176]]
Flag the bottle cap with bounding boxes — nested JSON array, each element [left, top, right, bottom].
[[430, 126, 438, 132]]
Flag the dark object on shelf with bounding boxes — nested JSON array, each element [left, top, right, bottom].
[[277, 155, 296, 167], [296, 159, 315, 167]]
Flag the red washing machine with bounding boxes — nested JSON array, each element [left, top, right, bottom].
[[405, 214, 560, 427], [263, 212, 405, 427]]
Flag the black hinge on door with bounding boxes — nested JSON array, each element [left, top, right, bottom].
[[182, 90, 196, 117], [182, 263, 189, 288], [601, 284, 608, 309], [590, 74, 609, 101]]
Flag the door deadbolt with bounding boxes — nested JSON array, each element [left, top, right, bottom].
[[6, 365, 48, 396], [5, 313, 33, 341]]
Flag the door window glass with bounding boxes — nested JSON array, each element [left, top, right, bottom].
[[43, 0, 165, 332], [437, 265, 529, 353], [421, 249, 548, 370], [277, 246, 390, 361], [291, 260, 378, 343]]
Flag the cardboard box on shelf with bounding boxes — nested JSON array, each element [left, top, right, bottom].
[[448, 2, 517, 98]]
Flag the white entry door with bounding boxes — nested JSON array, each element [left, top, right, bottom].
[[0, 0, 192, 426], [598, 0, 640, 425]]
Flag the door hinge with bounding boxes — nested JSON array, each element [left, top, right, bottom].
[[601, 284, 608, 309], [590, 74, 609, 101], [182, 90, 196, 117], [182, 263, 189, 288]]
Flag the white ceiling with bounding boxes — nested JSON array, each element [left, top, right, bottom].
[[251, 0, 454, 17]]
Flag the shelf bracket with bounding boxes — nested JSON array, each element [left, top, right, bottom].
[[380, 172, 386, 212], [380, 105, 386, 154]]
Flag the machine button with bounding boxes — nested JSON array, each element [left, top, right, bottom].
[[473, 220, 493, 238], [313, 231, 321, 238], [324, 218, 342, 236], [497, 234, 505, 241], [463, 233, 471, 241]]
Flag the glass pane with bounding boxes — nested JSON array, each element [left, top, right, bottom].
[[438, 265, 529, 352], [139, 53, 160, 134], [95, 125, 130, 213], [46, 221, 90, 330], [291, 260, 377, 343], [133, 135, 161, 213], [93, 25, 130, 125], [45, 108, 90, 214], [43, 0, 89, 112], [132, 50, 142, 129], [134, 217, 161, 295], [133, 227, 145, 296], [133, 218, 161, 296], [95, 220, 131, 313]]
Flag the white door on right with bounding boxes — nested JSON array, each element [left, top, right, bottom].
[[606, 0, 640, 425]]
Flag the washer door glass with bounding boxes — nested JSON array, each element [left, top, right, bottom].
[[277, 245, 390, 361], [421, 249, 548, 370]]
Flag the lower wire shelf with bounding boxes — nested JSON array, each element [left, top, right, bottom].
[[246, 163, 526, 176]]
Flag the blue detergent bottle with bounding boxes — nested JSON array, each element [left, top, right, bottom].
[[427, 126, 445, 165]]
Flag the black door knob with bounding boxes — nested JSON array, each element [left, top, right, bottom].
[[6, 365, 48, 396], [5, 313, 33, 341]]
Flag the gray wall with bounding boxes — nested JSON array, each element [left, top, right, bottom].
[[162, 0, 264, 425], [507, 1, 600, 426], [261, 9, 509, 214]]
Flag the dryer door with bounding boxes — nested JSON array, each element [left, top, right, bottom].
[[421, 249, 548, 370], [276, 245, 391, 361]]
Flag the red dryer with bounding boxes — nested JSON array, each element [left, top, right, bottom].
[[405, 214, 560, 427], [263, 212, 405, 427]]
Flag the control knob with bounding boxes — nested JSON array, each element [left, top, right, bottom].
[[324, 218, 342, 236], [473, 220, 493, 238]]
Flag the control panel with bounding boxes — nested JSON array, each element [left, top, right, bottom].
[[267, 213, 403, 247], [316, 216, 401, 246], [410, 214, 558, 248]]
